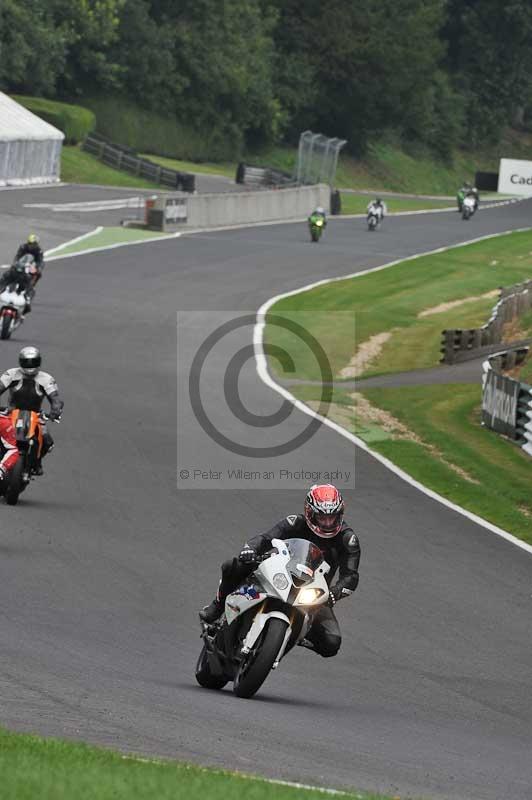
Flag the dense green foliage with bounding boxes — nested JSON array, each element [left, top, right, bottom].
[[12, 96, 95, 143], [2, 0, 532, 158]]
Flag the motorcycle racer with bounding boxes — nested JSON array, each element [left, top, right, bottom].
[[14, 234, 44, 270], [0, 347, 64, 475], [367, 197, 386, 220], [308, 206, 327, 226], [199, 484, 360, 658]]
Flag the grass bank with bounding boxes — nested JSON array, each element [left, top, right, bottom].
[[339, 195, 452, 214], [143, 129, 532, 196], [288, 383, 532, 543], [61, 146, 159, 189], [0, 727, 393, 800], [265, 229, 532, 382]]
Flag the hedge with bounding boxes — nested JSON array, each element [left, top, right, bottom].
[[11, 96, 96, 144]]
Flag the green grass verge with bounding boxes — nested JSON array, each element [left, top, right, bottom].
[[265, 229, 532, 381], [289, 383, 532, 542], [61, 146, 160, 189], [141, 153, 235, 179], [51, 227, 173, 257], [339, 195, 452, 214], [0, 727, 392, 800]]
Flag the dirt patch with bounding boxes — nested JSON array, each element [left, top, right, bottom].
[[350, 393, 480, 484], [418, 289, 499, 318], [339, 331, 393, 378], [519, 505, 532, 519]]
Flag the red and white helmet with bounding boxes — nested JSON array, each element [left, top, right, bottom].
[[304, 484, 344, 538]]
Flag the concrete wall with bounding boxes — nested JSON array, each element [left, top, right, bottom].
[[152, 184, 330, 230]]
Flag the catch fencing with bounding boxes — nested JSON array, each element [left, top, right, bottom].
[[144, 184, 330, 230], [441, 279, 532, 363], [82, 134, 195, 192], [481, 346, 532, 456], [296, 131, 346, 186]]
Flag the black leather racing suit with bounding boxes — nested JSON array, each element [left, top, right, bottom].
[[216, 514, 360, 658], [15, 243, 44, 269]]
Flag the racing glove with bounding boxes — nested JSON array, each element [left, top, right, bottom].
[[239, 546, 258, 564]]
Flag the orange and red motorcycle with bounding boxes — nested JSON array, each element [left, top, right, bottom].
[[4, 409, 48, 505]]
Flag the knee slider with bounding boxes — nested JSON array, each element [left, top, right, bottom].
[[319, 635, 341, 658]]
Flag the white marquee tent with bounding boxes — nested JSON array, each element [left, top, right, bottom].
[[0, 92, 64, 186]]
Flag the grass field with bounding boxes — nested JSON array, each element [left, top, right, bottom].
[[289, 383, 532, 542], [265, 229, 532, 382], [0, 727, 393, 800], [339, 195, 453, 215], [61, 146, 159, 189]]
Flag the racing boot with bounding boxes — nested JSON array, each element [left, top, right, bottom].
[[199, 598, 223, 624]]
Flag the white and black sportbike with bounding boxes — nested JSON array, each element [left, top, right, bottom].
[[462, 195, 477, 221], [196, 537, 331, 698], [367, 205, 381, 231]]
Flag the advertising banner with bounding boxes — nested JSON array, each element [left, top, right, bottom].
[[482, 369, 519, 438], [498, 158, 532, 195]]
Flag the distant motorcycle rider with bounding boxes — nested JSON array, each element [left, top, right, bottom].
[[0, 347, 64, 475], [458, 183, 479, 212], [308, 206, 327, 226], [0, 256, 36, 317], [15, 234, 44, 270], [14, 234, 44, 295], [199, 484, 360, 658], [367, 197, 386, 220], [0, 413, 19, 491]]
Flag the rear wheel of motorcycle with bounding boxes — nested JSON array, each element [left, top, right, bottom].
[[0, 313, 12, 340], [195, 644, 227, 690], [5, 458, 24, 505], [233, 618, 288, 699]]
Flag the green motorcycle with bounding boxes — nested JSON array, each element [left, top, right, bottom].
[[308, 214, 325, 243]]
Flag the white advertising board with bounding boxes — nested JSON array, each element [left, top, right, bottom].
[[498, 158, 532, 195]]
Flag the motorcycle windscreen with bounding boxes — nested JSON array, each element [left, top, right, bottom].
[[284, 538, 324, 583]]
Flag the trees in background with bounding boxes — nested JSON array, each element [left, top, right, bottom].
[[1, 0, 532, 158]]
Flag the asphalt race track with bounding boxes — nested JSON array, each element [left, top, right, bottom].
[[1, 202, 532, 800]]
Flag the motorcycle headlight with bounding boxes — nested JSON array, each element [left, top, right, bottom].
[[316, 219, 323, 226], [273, 573, 289, 591], [297, 588, 324, 605]]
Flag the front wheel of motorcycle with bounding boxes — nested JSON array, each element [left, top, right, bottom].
[[0, 313, 12, 340], [195, 644, 228, 690], [5, 458, 24, 505], [233, 618, 288, 699]]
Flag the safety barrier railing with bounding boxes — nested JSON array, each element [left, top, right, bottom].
[[82, 135, 195, 192], [441, 280, 532, 363], [481, 345, 532, 455]]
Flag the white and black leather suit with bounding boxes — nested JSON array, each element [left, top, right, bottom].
[[0, 368, 64, 456], [217, 514, 360, 657]]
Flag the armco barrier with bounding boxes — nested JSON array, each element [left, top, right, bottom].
[[82, 135, 195, 192], [146, 184, 330, 230], [481, 345, 532, 455], [441, 279, 532, 363]]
